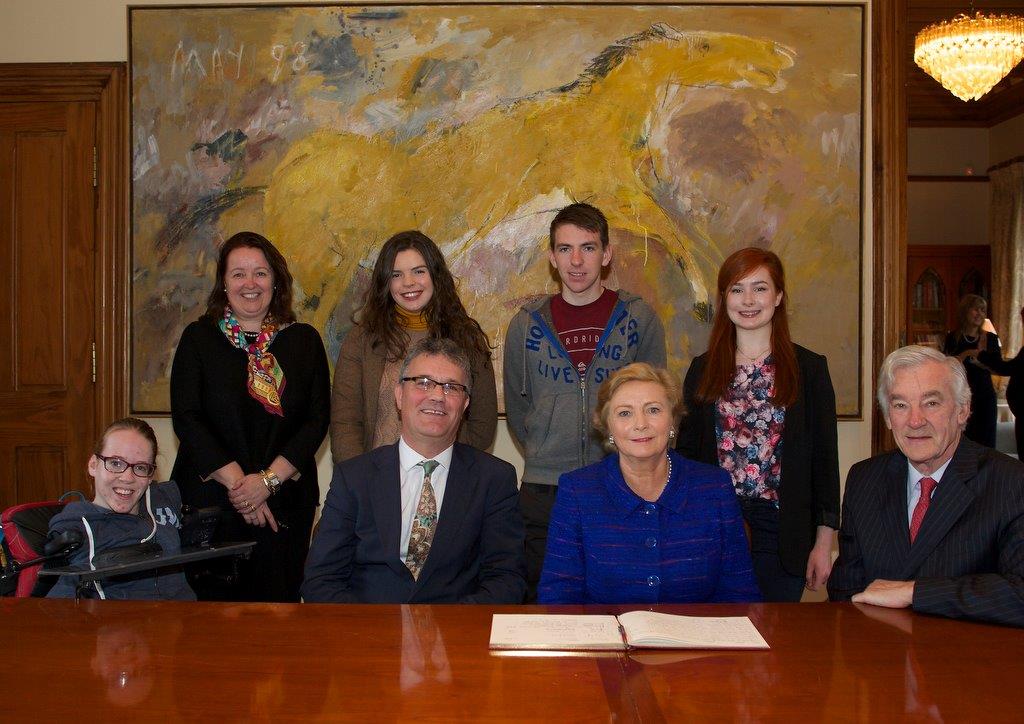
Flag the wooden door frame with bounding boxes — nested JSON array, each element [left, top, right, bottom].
[[0, 63, 129, 433], [871, 0, 907, 454]]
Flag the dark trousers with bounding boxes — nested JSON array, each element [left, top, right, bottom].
[[739, 498, 805, 603], [964, 395, 997, 449], [519, 482, 558, 603], [186, 504, 315, 602]]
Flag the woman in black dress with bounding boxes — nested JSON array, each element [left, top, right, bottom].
[[980, 306, 1024, 455], [943, 294, 1001, 448], [171, 231, 330, 601]]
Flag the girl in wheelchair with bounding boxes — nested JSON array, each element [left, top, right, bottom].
[[46, 418, 195, 600]]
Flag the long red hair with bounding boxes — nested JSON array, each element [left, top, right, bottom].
[[696, 247, 799, 407]]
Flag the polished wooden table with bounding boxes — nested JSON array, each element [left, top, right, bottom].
[[3, 599, 1022, 722]]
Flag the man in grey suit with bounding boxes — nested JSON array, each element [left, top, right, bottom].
[[302, 337, 525, 604], [829, 345, 1024, 626]]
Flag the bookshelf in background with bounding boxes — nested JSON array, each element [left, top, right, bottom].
[[907, 245, 991, 349]]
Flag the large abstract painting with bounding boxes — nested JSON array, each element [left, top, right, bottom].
[[130, 3, 864, 415]]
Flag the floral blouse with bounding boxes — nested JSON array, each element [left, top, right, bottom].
[[714, 358, 786, 505]]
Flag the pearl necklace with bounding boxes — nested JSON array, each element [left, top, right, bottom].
[[626, 453, 673, 502]]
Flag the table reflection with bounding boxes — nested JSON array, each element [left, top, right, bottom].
[[837, 603, 989, 722], [400, 604, 452, 690], [91, 623, 158, 706]]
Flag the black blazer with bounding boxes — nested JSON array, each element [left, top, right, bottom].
[[301, 442, 526, 604], [828, 439, 1024, 627], [170, 318, 330, 511], [677, 344, 840, 576]]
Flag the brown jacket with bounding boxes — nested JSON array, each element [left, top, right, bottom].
[[330, 324, 498, 463]]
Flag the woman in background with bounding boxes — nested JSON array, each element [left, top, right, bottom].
[[171, 231, 330, 601], [47, 417, 194, 600], [944, 293, 1001, 448], [677, 247, 840, 602], [539, 363, 758, 604], [330, 230, 496, 462], [980, 306, 1024, 455]]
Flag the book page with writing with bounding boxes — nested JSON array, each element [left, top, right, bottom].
[[617, 610, 769, 649], [489, 614, 626, 650]]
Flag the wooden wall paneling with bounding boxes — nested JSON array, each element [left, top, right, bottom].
[[0, 63, 131, 444], [15, 447, 66, 503], [0, 64, 126, 507], [0, 132, 12, 394], [94, 64, 129, 430], [873, 0, 909, 454], [16, 131, 66, 386]]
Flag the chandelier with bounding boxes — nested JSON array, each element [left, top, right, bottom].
[[914, 11, 1024, 101]]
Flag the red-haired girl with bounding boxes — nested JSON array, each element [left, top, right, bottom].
[[677, 247, 840, 602]]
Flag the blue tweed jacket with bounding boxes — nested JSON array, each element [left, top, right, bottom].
[[538, 450, 760, 604]]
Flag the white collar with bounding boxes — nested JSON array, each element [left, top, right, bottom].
[[398, 437, 454, 473], [907, 457, 953, 487]]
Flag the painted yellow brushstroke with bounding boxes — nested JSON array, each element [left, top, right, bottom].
[[264, 26, 795, 331]]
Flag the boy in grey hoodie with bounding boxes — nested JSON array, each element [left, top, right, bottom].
[[503, 202, 666, 600]]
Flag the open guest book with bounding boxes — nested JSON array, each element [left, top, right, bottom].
[[489, 611, 770, 651]]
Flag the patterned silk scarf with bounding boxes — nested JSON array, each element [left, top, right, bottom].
[[219, 308, 287, 417]]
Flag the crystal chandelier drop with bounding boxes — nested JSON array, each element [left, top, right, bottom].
[[914, 11, 1024, 101]]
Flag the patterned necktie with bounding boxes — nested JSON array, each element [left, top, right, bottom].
[[406, 460, 440, 580], [909, 476, 937, 544]]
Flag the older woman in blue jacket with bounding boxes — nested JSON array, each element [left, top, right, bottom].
[[538, 363, 759, 604]]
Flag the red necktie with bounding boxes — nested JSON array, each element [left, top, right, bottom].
[[909, 476, 936, 543]]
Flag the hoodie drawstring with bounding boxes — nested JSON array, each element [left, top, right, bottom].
[[81, 517, 107, 600], [140, 487, 156, 543]]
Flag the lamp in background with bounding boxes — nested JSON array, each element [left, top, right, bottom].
[[914, 11, 1024, 101]]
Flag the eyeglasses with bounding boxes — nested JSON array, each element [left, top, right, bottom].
[[96, 454, 157, 478], [400, 376, 470, 397]]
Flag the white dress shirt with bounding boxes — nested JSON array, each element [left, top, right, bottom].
[[398, 437, 453, 563], [906, 458, 952, 525]]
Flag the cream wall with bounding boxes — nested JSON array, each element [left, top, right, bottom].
[[1, 0, 875, 508], [906, 114, 1024, 176], [908, 127, 989, 176], [906, 114, 1024, 249], [990, 112, 1024, 167], [907, 182, 989, 246], [907, 127, 990, 248]]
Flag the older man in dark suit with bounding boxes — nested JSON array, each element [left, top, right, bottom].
[[829, 345, 1024, 626], [302, 337, 525, 604]]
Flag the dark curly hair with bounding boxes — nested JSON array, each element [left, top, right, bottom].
[[354, 230, 491, 363], [203, 231, 296, 325]]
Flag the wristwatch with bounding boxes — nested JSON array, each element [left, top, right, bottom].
[[261, 468, 283, 496]]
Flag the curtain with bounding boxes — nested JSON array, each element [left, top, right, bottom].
[[989, 160, 1024, 358]]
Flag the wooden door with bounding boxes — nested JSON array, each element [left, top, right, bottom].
[[0, 100, 97, 508]]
